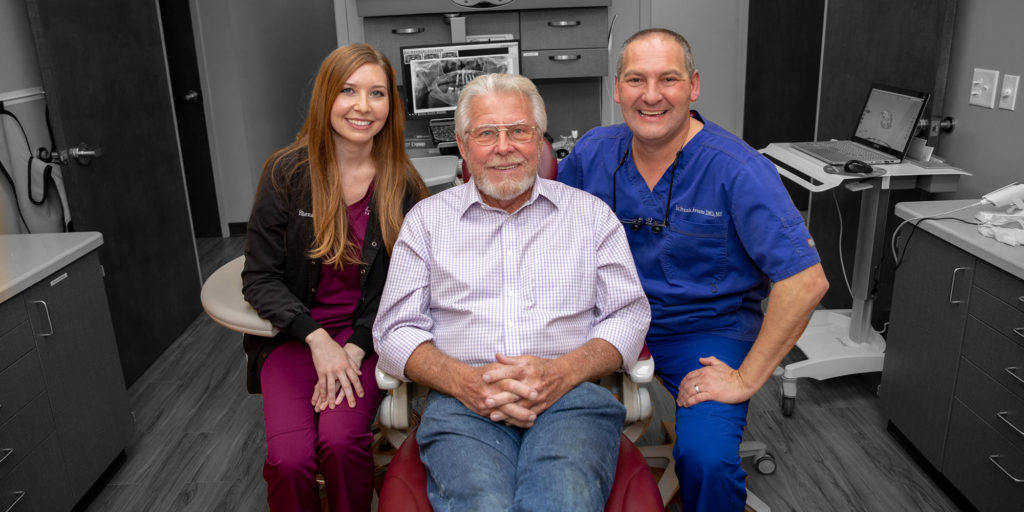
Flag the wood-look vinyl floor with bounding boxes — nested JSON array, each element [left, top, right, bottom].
[[78, 236, 960, 512]]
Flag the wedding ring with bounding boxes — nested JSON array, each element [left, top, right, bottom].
[[694, 384, 700, 394]]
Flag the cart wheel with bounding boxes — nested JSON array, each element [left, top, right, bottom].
[[754, 453, 776, 475], [781, 396, 795, 417]]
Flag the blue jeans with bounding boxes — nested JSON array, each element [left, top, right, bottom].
[[648, 333, 752, 512], [416, 382, 625, 512]]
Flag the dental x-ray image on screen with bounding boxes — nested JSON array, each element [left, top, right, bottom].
[[401, 41, 520, 118]]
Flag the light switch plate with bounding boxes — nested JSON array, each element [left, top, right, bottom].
[[970, 68, 999, 108], [999, 74, 1019, 110]]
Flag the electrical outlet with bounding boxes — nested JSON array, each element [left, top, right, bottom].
[[999, 74, 1019, 111], [969, 68, 999, 108]]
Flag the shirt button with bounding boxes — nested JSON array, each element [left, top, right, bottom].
[[360, 269, 367, 275]]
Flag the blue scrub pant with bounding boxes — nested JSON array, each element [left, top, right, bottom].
[[416, 382, 625, 512], [648, 333, 752, 512]]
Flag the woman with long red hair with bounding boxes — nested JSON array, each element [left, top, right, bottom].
[[241, 43, 428, 511]]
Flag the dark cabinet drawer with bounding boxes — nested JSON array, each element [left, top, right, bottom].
[[943, 399, 1024, 511], [0, 296, 27, 337], [0, 351, 46, 427], [0, 322, 34, 374], [464, 12, 519, 40], [521, 48, 608, 79], [963, 316, 1024, 402], [970, 288, 1024, 348], [0, 435, 71, 512], [955, 357, 1024, 453], [364, 14, 450, 86], [519, 8, 607, 50], [0, 394, 54, 482], [974, 260, 1024, 315]]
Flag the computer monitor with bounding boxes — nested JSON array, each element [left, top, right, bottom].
[[400, 40, 521, 119]]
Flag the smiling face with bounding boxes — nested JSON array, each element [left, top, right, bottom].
[[615, 35, 701, 149], [329, 63, 390, 148], [457, 91, 541, 212]]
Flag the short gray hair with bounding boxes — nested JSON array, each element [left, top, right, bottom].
[[616, 28, 696, 79], [454, 73, 547, 138]]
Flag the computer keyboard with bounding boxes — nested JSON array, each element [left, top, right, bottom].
[[805, 140, 885, 162], [428, 118, 457, 145]]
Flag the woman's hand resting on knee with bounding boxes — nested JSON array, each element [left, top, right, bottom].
[[306, 328, 365, 411]]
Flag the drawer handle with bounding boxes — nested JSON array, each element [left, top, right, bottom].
[[3, 491, 25, 512], [1014, 327, 1024, 340], [549, 54, 582, 62], [948, 267, 970, 304], [1006, 366, 1024, 386], [0, 448, 12, 464], [392, 27, 424, 35], [989, 455, 1024, 483], [997, 411, 1024, 437], [31, 300, 54, 337], [547, 20, 581, 27]]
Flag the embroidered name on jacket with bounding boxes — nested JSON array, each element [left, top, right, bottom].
[[675, 205, 722, 217], [298, 209, 313, 218]]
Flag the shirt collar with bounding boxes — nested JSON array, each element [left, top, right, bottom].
[[458, 175, 559, 217]]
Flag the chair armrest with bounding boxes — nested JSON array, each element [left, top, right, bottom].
[[200, 255, 277, 337], [376, 366, 402, 390], [628, 345, 654, 384]]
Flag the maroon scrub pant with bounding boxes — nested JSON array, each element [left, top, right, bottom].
[[260, 340, 382, 511]]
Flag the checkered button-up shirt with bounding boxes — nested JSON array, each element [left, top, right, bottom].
[[373, 178, 650, 380]]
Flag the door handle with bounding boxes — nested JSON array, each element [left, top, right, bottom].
[[57, 143, 103, 166], [179, 90, 199, 102]]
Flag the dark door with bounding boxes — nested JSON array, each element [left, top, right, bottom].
[[159, 0, 222, 238], [26, 0, 202, 385], [809, 0, 958, 321]]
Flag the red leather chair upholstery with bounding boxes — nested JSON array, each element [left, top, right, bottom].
[[375, 347, 662, 512], [460, 137, 560, 183]]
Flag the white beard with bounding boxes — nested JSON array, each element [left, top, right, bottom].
[[474, 167, 537, 201]]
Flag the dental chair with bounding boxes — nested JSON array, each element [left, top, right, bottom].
[[374, 347, 662, 512]]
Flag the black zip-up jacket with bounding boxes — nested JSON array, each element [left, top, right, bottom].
[[241, 153, 419, 394]]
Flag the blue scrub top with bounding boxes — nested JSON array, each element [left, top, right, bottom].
[[558, 113, 820, 342]]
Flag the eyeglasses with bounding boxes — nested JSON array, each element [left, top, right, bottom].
[[467, 123, 537, 146], [612, 148, 681, 234]]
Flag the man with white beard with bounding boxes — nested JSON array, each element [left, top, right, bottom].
[[373, 73, 651, 511]]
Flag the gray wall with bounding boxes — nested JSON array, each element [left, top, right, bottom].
[[935, 0, 1024, 200], [3, 0, 1017, 237], [191, 0, 337, 233]]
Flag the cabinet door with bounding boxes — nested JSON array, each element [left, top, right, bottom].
[[25, 251, 132, 502], [363, 14, 450, 87], [880, 229, 973, 468]]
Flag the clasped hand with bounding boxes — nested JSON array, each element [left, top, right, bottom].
[[457, 353, 573, 429], [307, 329, 366, 412]]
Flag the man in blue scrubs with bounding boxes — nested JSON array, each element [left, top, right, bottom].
[[558, 28, 829, 511]]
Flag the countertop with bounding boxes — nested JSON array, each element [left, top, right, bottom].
[[0, 232, 104, 303], [895, 200, 1024, 281]]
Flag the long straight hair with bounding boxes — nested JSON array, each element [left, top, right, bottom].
[[262, 44, 428, 268]]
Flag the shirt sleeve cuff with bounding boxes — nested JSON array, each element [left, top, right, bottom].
[[589, 320, 646, 371], [377, 326, 435, 381], [348, 326, 375, 356], [285, 312, 321, 342]]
